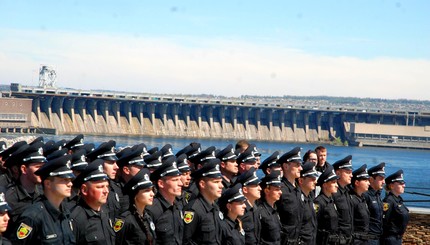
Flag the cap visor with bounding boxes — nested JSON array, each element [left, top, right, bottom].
[[231, 196, 247, 203], [58, 173, 76, 179], [102, 156, 119, 161], [205, 173, 223, 179], [0, 204, 11, 212]]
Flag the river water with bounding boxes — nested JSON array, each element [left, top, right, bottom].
[[42, 134, 430, 208]]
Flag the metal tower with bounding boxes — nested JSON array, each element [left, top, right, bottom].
[[38, 65, 57, 88]]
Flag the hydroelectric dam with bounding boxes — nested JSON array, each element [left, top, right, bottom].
[[1, 83, 430, 148]]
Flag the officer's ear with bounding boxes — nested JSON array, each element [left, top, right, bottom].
[[81, 183, 89, 196], [198, 179, 205, 189], [123, 166, 130, 175], [242, 186, 249, 194], [157, 178, 164, 189], [20, 164, 27, 175]]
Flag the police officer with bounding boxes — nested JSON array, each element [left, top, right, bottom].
[[258, 171, 282, 245], [259, 151, 281, 175], [0, 187, 12, 245], [332, 155, 354, 244], [382, 170, 409, 245], [0, 141, 27, 187], [64, 149, 89, 210], [144, 150, 163, 172], [314, 166, 340, 245], [276, 147, 303, 245], [146, 156, 184, 244], [115, 168, 156, 245], [64, 134, 85, 153], [216, 144, 239, 191], [350, 164, 371, 244], [70, 159, 115, 245], [86, 140, 126, 221], [10, 154, 76, 244], [237, 146, 259, 175], [183, 159, 224, 245], [219, 183, 246, 245], [177, 153, 194, 206], [4, 142, 45, 235], [117, 144, 146, 184], [187, 146, 218, 198], [298, 162, 318, 245], [234, 167, 262, 245], [364, 162, 386, 244], [175, 142, 201, 172]]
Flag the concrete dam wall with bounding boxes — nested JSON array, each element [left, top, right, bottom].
[[8, 83, 429, 144], [28, 96, 343, 142]]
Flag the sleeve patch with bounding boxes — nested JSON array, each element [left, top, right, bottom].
[[383, 202, 390, 212], [17, 223, 33, 239], [113, 219, 124, 232], [184, 211, 194, 224]]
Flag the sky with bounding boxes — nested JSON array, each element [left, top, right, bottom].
[[0, 0, 429, 100]]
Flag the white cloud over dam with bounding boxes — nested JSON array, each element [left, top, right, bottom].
[[1, 29, 429, 100]]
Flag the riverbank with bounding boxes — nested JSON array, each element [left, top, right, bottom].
[[404, 212, 430, 244]]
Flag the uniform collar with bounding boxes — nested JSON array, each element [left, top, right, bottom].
[[156, 192, 174, 209], [198, 194, 217, 212], [41, 196, 69, 220]]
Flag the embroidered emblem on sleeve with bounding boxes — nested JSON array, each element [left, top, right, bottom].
[[313, 203, 319, 213], [184, 211, 194, 224], [113, 219, 124, 232], [17, 223, 33, 239], [383, 202, 390, 212]]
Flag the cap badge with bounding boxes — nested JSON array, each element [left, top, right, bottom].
[[144, 173, 150, 181], [98, 165, 104, 173], [382, 167, 385, 172], [80, 155, 86, 162], [111, 146, 115, 153], [211, 151, 215, 157], [277, 175, 282, 181], [253, 172, 257, 178], [231, 148, 235, 154], [38, 147, 43, 155], [0, 193, 5, 202], [66, 160, 71, 169], [276, 155, 280, 160], [239, 188, 243, 195], [79, 138, 84, 144], [157, 156, 162, 162], [168, 148, 173, 154], [400, 173, 404, 179], [197, 147, 201, 152], [1, 145, 5, 150], [215, 164, 220, 171], [172, 162, 177, 168], [253, 147, 257, 151], [297, 151, 301, 157]]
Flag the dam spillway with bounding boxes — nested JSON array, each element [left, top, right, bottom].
[[2, 83, 430, 147]]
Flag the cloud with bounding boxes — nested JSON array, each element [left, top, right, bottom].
[[0, 28, 429, 100]]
